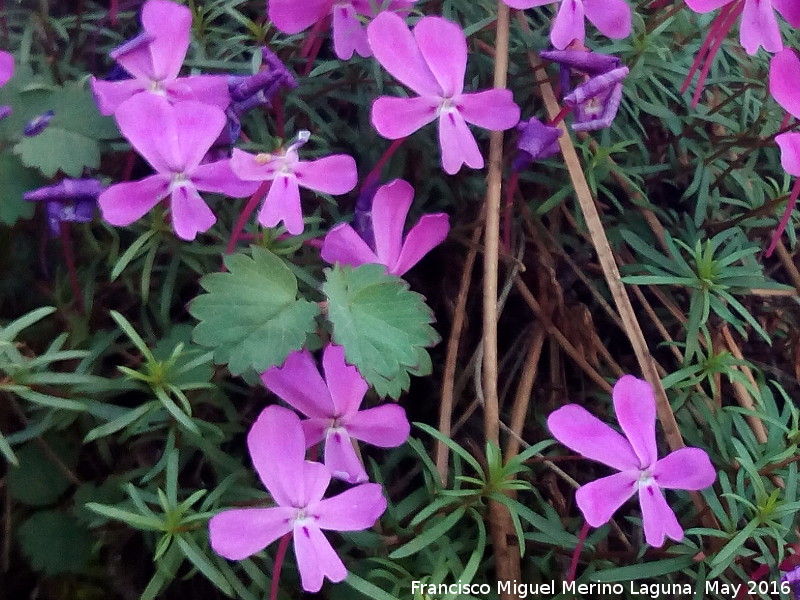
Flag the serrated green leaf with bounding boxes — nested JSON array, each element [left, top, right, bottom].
[[18, 510, 92, 575], [0, 152, 41, 225], [190, 247, 319, 375], [323, 264, 440, 398], [8, 436, 78, 506], [15, 127, 101, 177]]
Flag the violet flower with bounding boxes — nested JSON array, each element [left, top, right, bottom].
[[23, 110, 55, 136], [262, 344, 410, 484], [321, 179, 449, 277], [782, 566, 800, 597], [547, 375, 716, 547], [91, 0, 229, 115], [563, 66, 628, 131], [770, 49, 800, 177], [209, 405, 387, 592], [268, 0, 416, 60], [368, 12, 520, 175], [684, 0, 800, 55], [98, 94, 258, 240], [230, 131, 358, 236], [513, 117, 562, 170], [24, 179, 104, 236], [503, 0, 631, 50], [0, 50, 13, 119]]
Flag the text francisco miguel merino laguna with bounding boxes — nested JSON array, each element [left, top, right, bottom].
[[411, 579, 762, 598]]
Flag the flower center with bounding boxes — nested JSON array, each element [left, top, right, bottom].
[[149, 79, 166, 94], [255, 152, 273, 165]]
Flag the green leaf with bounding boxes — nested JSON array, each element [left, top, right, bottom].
[[190, 247, 319, 375], [8, 436, 78, 506], [344, 572, 402, 600], [15, 127, 101, 177], [323, 264, 440, 398], [18, 510, 92, 575], [0, 153, 41, 225], [389, 507, 465, 559], [84, 502, 165, 531], [592, 556, 696, 582]]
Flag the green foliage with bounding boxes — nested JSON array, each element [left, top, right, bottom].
[[18, 510, 93, 575], [323, 265, 440, 398]]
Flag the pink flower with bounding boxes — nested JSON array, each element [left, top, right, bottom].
[[770, 49, 800, 177], [321, 179, 449, 277], [503, 0, 631, 49], [262, 344, 410, 484], [367, 13, 520, 175], [684, 0, 800, 55], [547, 375, 716, 547], [268, 0, 416, 60], [209, 405, 387, 592], [91, 0, 229, 115], [0, 50, 12, 87], [98, 95, 258, 240], [230, 131, 358, 236]]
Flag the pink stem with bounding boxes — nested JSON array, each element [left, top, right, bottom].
[[690, 1, 743, 108], [270, 533, 292, 600], [361, 137, 408, 193], [60, 222, 85, 314], [780, 112, 792, 131], [300, 18, 327, 58], [681, 3, 734, 95], [567, 521, 591, 583], [110, 0, 118, 25], [122, 150, 136, 181], [548, 105, 573, 127], [765, 178, 800, 257], [226, 181, 271, 255]]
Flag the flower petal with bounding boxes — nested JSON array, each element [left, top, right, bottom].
[[413, 17, 466, 97], [166, 75, 231, 110], [268, 0, 331, 34], [324, 428, 368, 483], [168, 101, 226, 170], [294, 155, 358, 195], [547, 404, 640, 471], [230, 149, 281, 181], [333, 3, 371, 59], [169, 184, 216, 241], [774, 0, 800, 27], [322, 344, 368, 417], [98, 175, 169, 226], [770, 49, 800, 118], [299, 460, 332, 506], [367, 11, 442, 96], [654, 448, 716, 490], [684, 0, 733, 11], [371, 95, 440, 139], [209, 507, 295, 560], [321, 223, 380, 269], [247, 405, 306, 507], [261, 349, 335, 419], [311, 483, 387, 531], [584, 0, 631, 40], [776, 132, 800, 176], [575, 471, 638, 527], [438, 109, 484, 174], [292, 521, 347, 593], [371, 179, 413, 268], [141, 0, 192, 80], [503, 0, 554, 7], [110, 32, 156, 81], [302, 419, 329, 446], [0, 50, 13, 87], [551, 0, 586, 49], [90, 77, 148, 117], [345, 404, 410, 447], [116, 94, 183, 172], [458, 89, 521, 131], [612, 375, 657, 469], [191, 160, 260, 197], [739, 0, 783, 54], [638, 483, 684, 547], [258, 174, 304, 235], [392, 213, 450, 276]]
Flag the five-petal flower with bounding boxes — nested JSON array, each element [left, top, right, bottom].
[[770, 48, 800, 177], [367, 12, 520, 174], [209, 405, 387, 592], [262, 344, 410, 484], [98, 94, 258, 240], [321, 179, 449, 277], [547, 375, 716, 547]]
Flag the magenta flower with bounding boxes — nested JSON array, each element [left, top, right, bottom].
[[262, 344, 410, 484], [91, 0, 229, 115], [209, 405, 387, 592], [98, 94, 258, 240], [268, 0, 416, 60], [503, 0, 631, 49], [230, 131, 358, 236], [684, 0, 800, 55], [564, 66, 628, 131], [367, 12, 520, 175], [513, 118, 562, 170], [321, 179, 449, 277], [547, 375, 716, 547], [0, 50, 12, 87]]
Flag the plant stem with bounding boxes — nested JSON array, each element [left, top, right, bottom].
[[226, 181, 271, 255], [60, 222, 85, 314], [270, 533, 291, 600], [361, 137, 408, 193], [567, 522, 591, 583], [765, 178, 800, 257]]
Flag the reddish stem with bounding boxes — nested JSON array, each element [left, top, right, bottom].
[[680, 3, 733, 95], [780, 112, 792, 131], [690, 1, 743, 108], [303, 35, 325, 76], [765, 178, 800, 257], [60, 222, 85, 314], [110, 0, 118, 25], [300, 18, 327, 58], [270, 533, 292, 600], [567, 521, 591, 583], [548, 105, 572, 127], [502, 171, 520, 253], [226, 181, 271, 255], [361, 137, 408, 193], [122, 150, 137, 181]]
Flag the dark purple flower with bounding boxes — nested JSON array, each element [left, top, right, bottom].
[[782, 566, 800, 596], [0, 105, 11, 121], [25, 178, 104, 235], [540, 49, 621, 76], [564, 66, 628, 131], [23, 110, 55, 136], [513, 117, 562, 170]]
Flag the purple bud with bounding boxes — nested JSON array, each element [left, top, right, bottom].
[[25, 178, 104, 236], [564, 67, 628, 132], [109, 31, 155, 62], [0, 105, 11, 121], [261, 47, 298, 90], [513, 117, 562, 171], [781, 567, 800, 597], [231, 69, 282, 102], [354, 182, 379, 251], [23, 110, 55, 136], [540, 49, 621, 75], [232, 91, 271, 116]]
